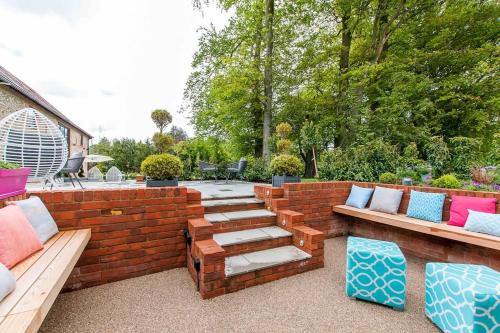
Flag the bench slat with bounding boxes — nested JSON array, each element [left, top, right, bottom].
[[11, 232, 65, 281], [11, 229, 90, 316], [0, 310, 39, 333], [332, 205, 500, 251], [0, 231, 76, 317]]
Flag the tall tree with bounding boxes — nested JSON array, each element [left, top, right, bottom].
[[262, 0, 274, 161], [151, 109, 172, 134]]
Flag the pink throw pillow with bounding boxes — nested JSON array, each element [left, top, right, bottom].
[[448, 195, 496, 227], [0, 205, 43, 268]]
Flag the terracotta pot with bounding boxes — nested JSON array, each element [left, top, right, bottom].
[[136, 175, 145, 183]]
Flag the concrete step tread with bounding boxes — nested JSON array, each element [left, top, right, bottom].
[[202, 198, 264, 207], [213, 226, 292, 247], [205, 209, 276, 223], [225, 245, 311, 277]]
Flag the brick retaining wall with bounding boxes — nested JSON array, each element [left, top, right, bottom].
[[0, 187, 203, 290], [256, 181, 500, 269]]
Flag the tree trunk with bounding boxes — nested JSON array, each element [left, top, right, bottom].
[[371, 0, 389, 63], [302, 149, 315, 178], [262, 0, 274, 162], [253, 4, 264, 158], [336, 3, 353, 148]]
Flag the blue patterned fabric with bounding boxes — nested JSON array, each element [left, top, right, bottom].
[[345, 185, 374, 209], [346, 237, 407, 310], [406, 190, 446, 223], [425, 263, 500, 333], [464, 210, 500, 237]]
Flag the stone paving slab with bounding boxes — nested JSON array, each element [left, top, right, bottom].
[[205, 209, 276, 223], [202, 198, 264, 207], [225, 245, 311, 277], [213, 227, 292, 246]]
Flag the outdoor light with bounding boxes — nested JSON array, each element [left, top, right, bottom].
[[0, 108, 68, 182], [299, 240, 304, 247], [282, 219, 286, 226]]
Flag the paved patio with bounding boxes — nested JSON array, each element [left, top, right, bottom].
[[27, 180, 259, 200], [40, 237, 439, 333]]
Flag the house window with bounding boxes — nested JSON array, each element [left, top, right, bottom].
[[58, 123, 70, 149]]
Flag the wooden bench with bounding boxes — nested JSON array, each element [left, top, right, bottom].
[[332, 205, 500, 251], [0, 229, 91, 333]]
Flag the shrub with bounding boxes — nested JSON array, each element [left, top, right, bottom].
[[276, 139, 292, 154], [276, 122, 292, 139], [318, 139, 400, 181], [424, 136, 450, 177], [0, 161, 20, 169], [140, 154, 183, 180], [379, 172, 398, 184], [432, 174, 462, 189], [448, 137, 481, 178], [245, 157, 272, 182], [396, 169, 420, 182], [270, 154, 304, 176]]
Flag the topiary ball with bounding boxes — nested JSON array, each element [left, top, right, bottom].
[[270, 154, 304, 176], [140, 154, 183, 180]]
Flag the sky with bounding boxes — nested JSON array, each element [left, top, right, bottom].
[[0, 0, 230, 142]]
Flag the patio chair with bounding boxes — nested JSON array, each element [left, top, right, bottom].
[[200, 161, 218, 181], [87, 166, 104, 181], [225, 158, 248, 183], [58, 153, 85, 189], [106, 166, 126, 182]]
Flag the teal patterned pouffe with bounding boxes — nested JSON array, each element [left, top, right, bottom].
[[425, 263, 500, 333], [346, 237, 407, 310]]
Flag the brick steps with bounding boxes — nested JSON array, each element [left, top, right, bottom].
[[225, 245, 311, 277], [202, 198, 265, 213], [213, 226, 292, 256], [205, 209, 277, 234]]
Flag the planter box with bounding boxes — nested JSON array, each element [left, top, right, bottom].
[[272, 175, 300, 188], [146, 178, 178, 187], [0, 167, 31, 199], [136, 175, 145, 183]]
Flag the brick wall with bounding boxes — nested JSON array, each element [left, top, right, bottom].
[[2, 187, 203, 290], [256, 181, 500, 269]]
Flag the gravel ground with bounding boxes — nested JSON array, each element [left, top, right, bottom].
[[41, 237, 439, 333]]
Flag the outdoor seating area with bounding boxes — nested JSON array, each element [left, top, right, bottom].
[[0, 1, 499, 332]]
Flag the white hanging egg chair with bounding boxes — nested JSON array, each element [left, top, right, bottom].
[[0, 108, 68, 182]]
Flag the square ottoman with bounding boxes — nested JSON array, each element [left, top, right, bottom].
[[346, 236, 407, 310], [425, 263, 500, 333]]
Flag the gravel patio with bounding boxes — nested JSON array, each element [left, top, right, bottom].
[[40, 237, 439, 333]]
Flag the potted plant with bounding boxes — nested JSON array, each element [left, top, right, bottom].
[[0, 161, 31, 199], [271, 154, 304, 187], [140, 154, 183, 187], [135, 174, 145, 183]]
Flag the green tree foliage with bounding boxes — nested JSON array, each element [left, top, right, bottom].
[[90, 137, 156, 174], [151, 109, 173, 134], [186, 0, 499, 178], [152, 132, 175, 153]]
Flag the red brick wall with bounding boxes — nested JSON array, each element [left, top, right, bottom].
[[2, 187, 203, 290], [256, 181, 500, 269]]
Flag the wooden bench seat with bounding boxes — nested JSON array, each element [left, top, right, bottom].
[[332, 205, 500, 251], [0, 229, 91, 333]]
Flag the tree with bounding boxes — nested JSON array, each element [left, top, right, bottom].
[[169, 126, 189, 143], [262, 0, 274, 161], [152, 132, 175, 153], [151, 109, 172, 134]]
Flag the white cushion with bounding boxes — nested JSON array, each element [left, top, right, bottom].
[[0, 263, 15, 302], [368, 186, 404, 215]]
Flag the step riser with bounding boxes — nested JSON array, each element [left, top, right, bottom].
[[202, 256, 323, 297], [204, 203, 265, 214], [222, 236, 292, 256], [212, 216, 277, 234]]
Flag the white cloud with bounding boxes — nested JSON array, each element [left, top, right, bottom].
[[0, 0, 229, 142]]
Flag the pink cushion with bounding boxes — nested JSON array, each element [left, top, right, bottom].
[[0, 205, 43, 268], [448, 195, 497, 227]]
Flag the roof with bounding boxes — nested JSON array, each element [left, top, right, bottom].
[[0, 65, 93, 138]]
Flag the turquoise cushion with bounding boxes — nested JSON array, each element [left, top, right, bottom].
[[406, 190, 445, 223], [345, 185, 374, 209], [464, 210, 500, 237]]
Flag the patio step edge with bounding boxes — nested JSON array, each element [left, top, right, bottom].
[[225, 245, 312, 277], [205, 209, 276, 223], [213, 226, 292, 247]]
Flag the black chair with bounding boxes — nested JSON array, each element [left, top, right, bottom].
[[225, 159, 248, 182], [58, 155, 86, 189], [200, 161, 218, 181]]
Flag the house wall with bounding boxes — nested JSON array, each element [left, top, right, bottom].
[[0, 85, 90, 156]]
